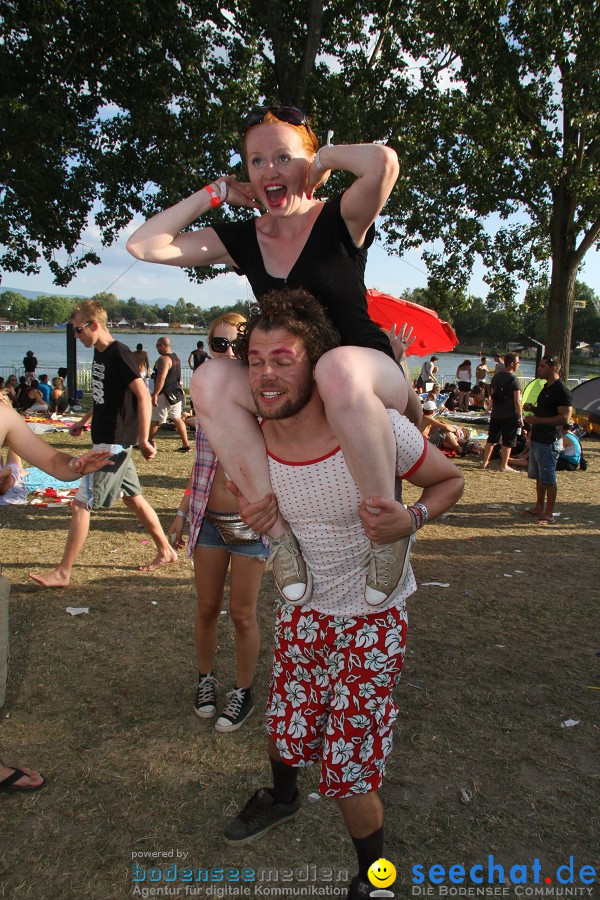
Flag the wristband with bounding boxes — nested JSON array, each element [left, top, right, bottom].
[[314, 130, 334, 172], [314, 148, 329, 172], [176, 509, 189, 521], [184, 488, 192, 496], [407, 502, 428, 534], [203, 182, 227, 208]]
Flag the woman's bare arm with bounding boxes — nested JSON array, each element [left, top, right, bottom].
[[126, 176, 258, 267], [307, 143, 399, 247]]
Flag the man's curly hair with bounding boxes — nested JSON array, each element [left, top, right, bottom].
[[235, 288, 340, 366]]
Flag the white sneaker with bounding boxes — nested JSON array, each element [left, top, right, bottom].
[[365, 536, 412, 607], [268, 530, 312, 606]]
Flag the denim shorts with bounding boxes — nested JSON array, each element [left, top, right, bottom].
[[195, 515, 269, 559], [528, 439, 562, 485]]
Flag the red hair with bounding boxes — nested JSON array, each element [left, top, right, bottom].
[[243, 111, 319, 164]]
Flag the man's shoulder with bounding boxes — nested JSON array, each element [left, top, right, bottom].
[[552, 380, 573, 405], [111, 339, 132, 353], [101, 340, 140, 378]]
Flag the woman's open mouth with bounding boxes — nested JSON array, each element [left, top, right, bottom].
[[264, 184, 287, 207]]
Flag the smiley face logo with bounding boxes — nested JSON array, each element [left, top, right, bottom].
[[368, 858, 397, 889]]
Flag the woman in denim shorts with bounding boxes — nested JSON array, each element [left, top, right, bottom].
[[168, 314, 268, 735]]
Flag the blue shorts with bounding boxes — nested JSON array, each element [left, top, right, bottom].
[[528, 440, 562, 485], [195, 516, 269, 559]]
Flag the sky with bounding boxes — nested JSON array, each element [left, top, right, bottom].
[[3, 210, 600, 310]]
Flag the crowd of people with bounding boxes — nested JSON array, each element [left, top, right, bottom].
[[1, 103, 587, 898], [0, 370, 69, 416], [413, 350, 580, 527]]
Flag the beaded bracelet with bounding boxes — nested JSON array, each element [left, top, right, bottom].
[[407, 501, 428, 533]]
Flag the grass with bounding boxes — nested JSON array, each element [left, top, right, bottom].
[[1, 425, 599, 899]]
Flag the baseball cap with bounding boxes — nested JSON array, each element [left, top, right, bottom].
[[423, 400, 437, 411]]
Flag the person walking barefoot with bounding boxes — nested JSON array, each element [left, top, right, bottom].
[[29, 301, 176, 588]]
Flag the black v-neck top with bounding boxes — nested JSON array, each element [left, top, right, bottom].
[[211, 193, 393, 357]]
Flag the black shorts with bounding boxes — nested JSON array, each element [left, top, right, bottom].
[[457, 381, 471, 391], [487, 417, 518, 448]]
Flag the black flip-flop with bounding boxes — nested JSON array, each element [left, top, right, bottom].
[[0, 768, 46, 793]]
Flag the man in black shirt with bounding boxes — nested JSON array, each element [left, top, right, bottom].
[[22, 350, 38, 384], [480, 352, 523, 472], [521, 355, 573, 525], [30, 301, 177, 588], [188, 340, 209, 371], [149, 337, 191, 452]]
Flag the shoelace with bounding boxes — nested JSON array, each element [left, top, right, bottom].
[[196, 675, 216, 704], [367, 544, 397, 587], [221, 688, 246, 719], [238, 789, 272, 824], [269, 537, 301, 579]]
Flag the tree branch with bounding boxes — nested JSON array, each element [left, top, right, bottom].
[[299, 0, 324, 95], [573, 215, 600, 267], [369, 0, 393, 67]]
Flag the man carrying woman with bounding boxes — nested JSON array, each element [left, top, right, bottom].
[[127, 103, 416, 609]]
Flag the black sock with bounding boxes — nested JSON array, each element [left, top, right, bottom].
[[269, 758, 299, 805], [352, 826, 384, 880]]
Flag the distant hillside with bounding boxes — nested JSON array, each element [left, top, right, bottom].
[[0, 286, 173, 306]]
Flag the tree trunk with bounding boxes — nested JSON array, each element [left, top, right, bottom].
[[546, 258, 577, 380], [269, 0, 323, 107], [547, 179, 579, 379]]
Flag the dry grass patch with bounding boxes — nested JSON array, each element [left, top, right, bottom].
[[1, 426, 599, 898]]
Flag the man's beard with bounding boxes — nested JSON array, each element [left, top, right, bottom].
[[255, 377, 314, 420]]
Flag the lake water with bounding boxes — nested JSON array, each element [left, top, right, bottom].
[[0, 329, 594, 386]]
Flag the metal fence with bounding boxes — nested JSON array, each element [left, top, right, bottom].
[[75, 364, 195, 391], [9, 363, 584, 394], [429, 372, 585, 391]]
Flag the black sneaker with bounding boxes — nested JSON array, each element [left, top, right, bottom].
[[194, 673, 217, 718], [215, 687, 254, 733], [347, 877, 375, 899], [176, 445, 192, 453], [223, 787, 301, 845]]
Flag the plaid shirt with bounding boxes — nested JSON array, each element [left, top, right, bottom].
[[187, 424, 269, 556], [187, 424, 218, 557]]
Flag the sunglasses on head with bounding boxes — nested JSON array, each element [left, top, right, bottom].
[[74, 321, 92, 334], [542, 356, 558, 366], [243, 105, 308, 131], [210, 337, 237, 353]]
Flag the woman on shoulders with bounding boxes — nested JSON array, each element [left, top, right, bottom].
[[128, 105, 413, 608]]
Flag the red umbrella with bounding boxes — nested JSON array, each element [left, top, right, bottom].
[[366, 289, 458, 357]]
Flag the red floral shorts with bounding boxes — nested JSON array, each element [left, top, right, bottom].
[[267, 603, 407, 798]]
